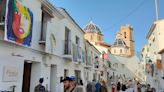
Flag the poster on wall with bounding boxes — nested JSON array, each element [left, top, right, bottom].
[[3, 66, 19, 82], [4, 0, 33, 46]]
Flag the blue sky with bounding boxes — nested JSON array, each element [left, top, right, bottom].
[[52, 0, 164, 52]]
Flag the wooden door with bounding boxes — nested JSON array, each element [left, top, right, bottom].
[[22, 62, 32, 92]]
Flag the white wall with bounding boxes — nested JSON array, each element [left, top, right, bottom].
[[0, 55, 24, 92], [157, 20, 164, 52], [30, 62, 41, 92]]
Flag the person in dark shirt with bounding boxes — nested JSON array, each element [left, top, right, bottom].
[[117, 82, 121, 91], [95, 81, 101, 92], [34, 78, 46, 92], [146, 84, 153, 92], [121, 84, 127, 91]]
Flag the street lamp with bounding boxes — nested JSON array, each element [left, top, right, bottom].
[[155, 0, 158, 21]]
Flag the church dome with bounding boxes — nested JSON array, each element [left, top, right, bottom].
[[84, 21, 102, 34], [113, 39, 127, 47], [112, 32, 127, 47]]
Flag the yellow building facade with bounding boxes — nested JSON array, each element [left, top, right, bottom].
[[84, 21, 103, 43], [111, 25, 135, 57], [84, 21, 111, 54]]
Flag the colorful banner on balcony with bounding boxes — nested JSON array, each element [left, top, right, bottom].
[[4, 0, 33, 46], [102, 53, 109, 60]]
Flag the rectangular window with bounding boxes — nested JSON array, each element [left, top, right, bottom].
[[75, 70, 81, 85], [153, 38, 155, 42], [120, 49, 122, 53], [39, 5, 53, 44], [101, 71, 104, 76], [64, 69, 68, 78], [91, 35, 93, 41], [40, 11, 48, 41], [98, 36, 101, 41], [0, 0, 6, 23], [0, 0, 6, 30], [64, 27, 71, 54], [91, 51, 93, 64], [124, 32, 127, 38], [114, 49, 116, 53], [76, 36, 80, 45]]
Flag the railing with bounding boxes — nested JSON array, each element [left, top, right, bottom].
[[72, 43, 82, 63], [103, 60, 111, 68], [63, 40, 72, 55], [94, 61, 99, 68], [86, 55, 92, 66], [77, 45, 82, 60]]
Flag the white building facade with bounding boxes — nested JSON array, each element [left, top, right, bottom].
[[0, 0, 86, 92], [84, 40, 102, 83], [142, 19, 164, 91]]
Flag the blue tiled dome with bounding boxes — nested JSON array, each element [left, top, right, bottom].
[[84, 21, 102, 34]]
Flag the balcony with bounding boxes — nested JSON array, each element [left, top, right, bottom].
[[72, 43, 82, 63], [85, 55, 93, 67], [103, 60, 111, 69], [94, 56, 99, 69], [63, 40, 72, 60], [94, 62, 99, 69]]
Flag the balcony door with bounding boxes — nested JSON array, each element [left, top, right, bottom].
[[64, 27, 71, 54]]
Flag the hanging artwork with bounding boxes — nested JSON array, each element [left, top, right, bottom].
[[5, 0, 33, 46]]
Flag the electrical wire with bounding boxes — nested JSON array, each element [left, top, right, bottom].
[[104, 0, 148, 31]]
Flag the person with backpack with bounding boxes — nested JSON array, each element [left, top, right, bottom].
[[34, 78, 46, 92]]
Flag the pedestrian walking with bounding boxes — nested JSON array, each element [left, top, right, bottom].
[[117, 82, 121, 91], [140, 84, 146, 92], [120, 83, 127, 92], [95, 81, 101, 92], [69, 76, 84, 92], [100, 80, 108, 92], [125, 83, 135, 92], [151, 88, 156, 92], [86, 80, 96, 92], [61, 77, 71, 92], [34, 78, 46, 92], [137, 82, 141, 92], [146, 84, 153, 92], [74, 79, 84, 92], [111, 83, 116, 92]]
